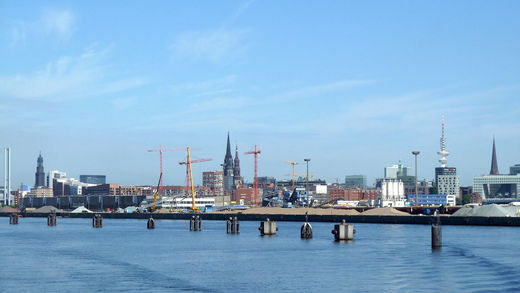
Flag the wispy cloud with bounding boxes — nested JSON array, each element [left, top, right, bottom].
[[0, 46, 148, 101], [9, 8, 76, 45], [42, 9, 76, 40], [170, 29, 249, 63]]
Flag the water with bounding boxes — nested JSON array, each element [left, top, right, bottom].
[[1, 217, 520, 292]]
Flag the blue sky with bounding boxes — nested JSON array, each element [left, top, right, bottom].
[[1, 0, 519, 187]]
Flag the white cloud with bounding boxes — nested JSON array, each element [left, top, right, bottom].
[[42, 9, 76, 40], [170, 29, 249, 63], [9, 8, 76, 45], [0, 46, 147, 101]]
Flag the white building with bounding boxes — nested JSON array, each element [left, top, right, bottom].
[[384, 163, 411, 179], [473, 174, 520, 203], [437, 175, 460, 199], [379, 179, 405, 207]]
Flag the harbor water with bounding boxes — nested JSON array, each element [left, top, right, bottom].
[[1, 217, 520, 292]]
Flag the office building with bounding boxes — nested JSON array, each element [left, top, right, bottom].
[[384, 162, 410, 178], [473, 138, 520, 203], [80, 175, 106, 185], [510, 164, 520, 175], [345, 175, 367, 188]]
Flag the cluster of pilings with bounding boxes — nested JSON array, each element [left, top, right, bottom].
[[226, 217, 240, 234], [190, 215, 202, 231], [9, 214, 19, 225], [92, 214, 103, 228], [47, 214, 57, 226]]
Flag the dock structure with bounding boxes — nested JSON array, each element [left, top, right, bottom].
[[47, 214, 57, 226], [9, 213, 19, 225], [190, 215, 202, 231], [226, 217, 240, 234], [92, 214, 103, 228], [147, 217, 155, 229], [259, 218, 277, 236], [331, 219, 355, 241]]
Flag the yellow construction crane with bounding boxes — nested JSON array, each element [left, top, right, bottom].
[[285, 160, 299, 188], [179, 147, 212, 212]]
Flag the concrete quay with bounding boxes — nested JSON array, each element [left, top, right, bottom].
[[2, 211, 520, 226]]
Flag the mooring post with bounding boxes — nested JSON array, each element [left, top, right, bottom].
[[331, 219, 355, 241], [9, 213, 19, 225], [147, 217, 155, 229], [259, 218, 277, 236], [432, 215, 442, 249], [190, 215, 202, 231], [227, 217, 240, 234], [301, 212, 313, 239], [47, 213, 57, 226], [92, 214, 103, 228]]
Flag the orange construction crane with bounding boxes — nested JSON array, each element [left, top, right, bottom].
[[245, 145, 262, 206], [179, 147, 212, 211], [147, 145, 184, 195]]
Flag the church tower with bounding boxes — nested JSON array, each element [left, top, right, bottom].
[[35, 153, 45, 187], [223, 133, 235, 191], [233, 145, 242, 188]]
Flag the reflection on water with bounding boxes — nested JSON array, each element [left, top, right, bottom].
[[1, 218, 520, 292]]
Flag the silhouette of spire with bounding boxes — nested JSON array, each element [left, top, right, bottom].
[[490, 137, 499, 175], [225, 132, 232, 160]]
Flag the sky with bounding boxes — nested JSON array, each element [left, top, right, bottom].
[[1, 0, 519, 188]]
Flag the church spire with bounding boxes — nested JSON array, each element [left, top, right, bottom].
[[490, 137, 499, 175]]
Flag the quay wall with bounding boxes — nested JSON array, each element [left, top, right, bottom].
[[3, 212, 520, 226]]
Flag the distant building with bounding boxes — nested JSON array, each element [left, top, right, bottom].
[[328, 187, 377, 202], [34, 153, 45, 188], [27, 187, 53, 198], [407, 194, 456, 206], [384, 162, 410, 178], [202, 171, 224, 196], [47, 170, 66, 187], [257, 177, 276, 189], [379, 178, 405, 207], [345, 175, 367, 188], [80, 175, 106, 185], [473, 138, 520, 203], [82, 184, 151, 196], [510, 164, 520, 175], [232, 188, 262, 205], [437, 175, 460, 199]]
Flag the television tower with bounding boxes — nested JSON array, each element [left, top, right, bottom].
[[437, 118, 449, 167]]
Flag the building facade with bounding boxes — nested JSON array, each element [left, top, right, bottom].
[[510, 164, 520, 175], [437, 175, 460, 199], [80, 175, 106, 185], [202, 171, 224, 196], [345, 175, 367, 188], [384, 162, 410, 178]]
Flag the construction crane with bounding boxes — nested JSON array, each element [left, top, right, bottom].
[[147, 146, 183, 195], [179, 147, 212, 211], [285, 160, 299, 188], [245, 145, 262, 206], [149, 173, 163, 212]]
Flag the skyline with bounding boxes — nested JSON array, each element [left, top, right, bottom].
[[1, 1, 519, 187]]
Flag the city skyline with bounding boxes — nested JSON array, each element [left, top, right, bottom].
[[1, 1, 519, 187]]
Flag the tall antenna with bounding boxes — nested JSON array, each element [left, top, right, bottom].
[[437, 116, 449, 167]]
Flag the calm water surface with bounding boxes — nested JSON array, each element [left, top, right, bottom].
[[1, 217, 520, 292]]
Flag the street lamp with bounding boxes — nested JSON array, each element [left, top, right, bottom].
[[304, 158, 311, 192], [412, 151, 420, 205]]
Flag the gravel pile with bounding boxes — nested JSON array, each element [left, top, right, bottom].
[[360, 207, 410, 216]]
